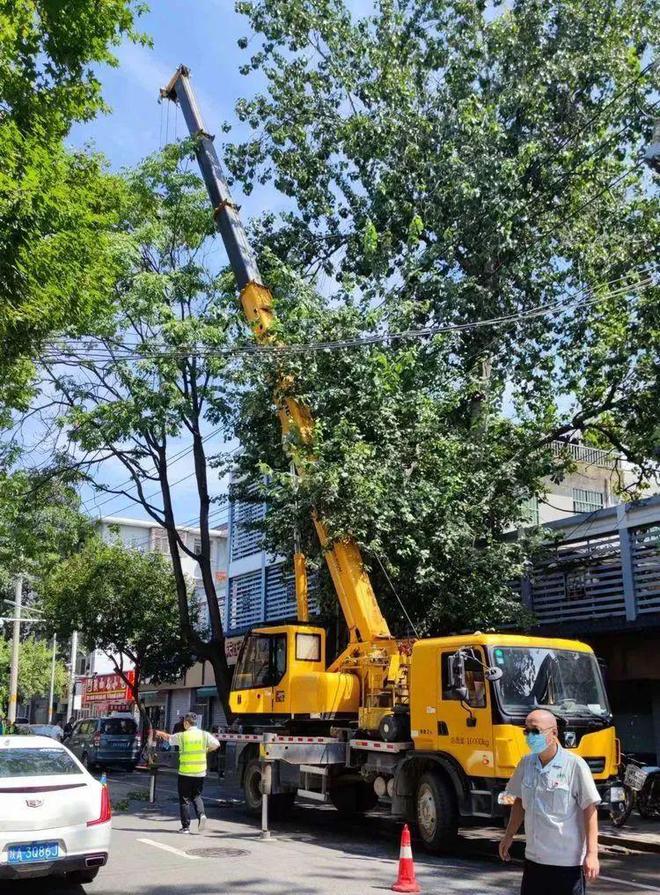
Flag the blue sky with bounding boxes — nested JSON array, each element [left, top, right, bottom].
[[65, 1, 371, 528]]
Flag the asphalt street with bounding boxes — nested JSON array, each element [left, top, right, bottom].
[[2, 770, 659, 895]]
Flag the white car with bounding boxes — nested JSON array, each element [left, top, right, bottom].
[[0, 735, 111, 884]]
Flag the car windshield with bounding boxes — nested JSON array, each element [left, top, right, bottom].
[[100, 719, 136, 735], [0, 748, 83, 778], [490, 647, 610, 717]]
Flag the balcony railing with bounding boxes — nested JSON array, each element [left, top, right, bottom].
[[551, 440, 617, 470]]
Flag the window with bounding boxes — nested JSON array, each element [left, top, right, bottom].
[[0, 748, 83, 778], [522, 496, 539, 526], [296, 633, 321, 662], [194, 538, 202, 554], [100, 719, 137, 736], [152, 532, 170, 555], [572, 488, 604, 514], [233, 634, 287, 690], [441, 651, 487, 708]]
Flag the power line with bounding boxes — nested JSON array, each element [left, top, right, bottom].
[[40, 270, 655, 364], [81, 427, 224, 513]]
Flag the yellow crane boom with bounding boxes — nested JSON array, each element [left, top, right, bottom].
[[161, 66, 392, 649]]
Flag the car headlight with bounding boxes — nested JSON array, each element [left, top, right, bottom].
[[609, 786, 626, 803]]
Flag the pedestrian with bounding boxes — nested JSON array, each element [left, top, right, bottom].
[[499, 709, 601, 895], [50, 721, 64, 741], [155, 712, 220, 834], [172, 717, 185, 735], [0, 716, 5, 735]]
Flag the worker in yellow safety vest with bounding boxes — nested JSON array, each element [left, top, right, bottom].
[[155, 712, 220, 833]]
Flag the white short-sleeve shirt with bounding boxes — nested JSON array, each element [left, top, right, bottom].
[[507, 745, 601, 866]]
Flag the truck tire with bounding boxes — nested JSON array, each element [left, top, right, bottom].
[[330, 781, 378, 816], [243, 759, 296, 819], [415, 771, 458, 853], [378, 713, 410, 743]]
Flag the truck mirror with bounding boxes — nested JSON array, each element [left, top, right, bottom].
[[449, 651, 468, 700]]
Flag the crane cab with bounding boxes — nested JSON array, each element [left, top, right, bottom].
[[229, 624, 360, 725]]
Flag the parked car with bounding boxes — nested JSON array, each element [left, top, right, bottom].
[[0, 734, 111, 884], [67, 717, 140, 772], [24, 724, 64, 742]]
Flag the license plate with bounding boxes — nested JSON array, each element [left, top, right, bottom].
[[8, 842, 60, 864]]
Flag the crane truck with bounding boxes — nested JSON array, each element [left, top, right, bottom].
[[161, 66, 622, 852]]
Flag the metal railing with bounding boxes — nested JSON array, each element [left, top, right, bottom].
[[550, 440, 617, 469]]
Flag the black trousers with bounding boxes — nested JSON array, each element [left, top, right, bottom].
[[178, 774, 205, 829], [521, 859, 585, 895]]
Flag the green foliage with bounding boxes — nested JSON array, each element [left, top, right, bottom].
[[0, 0, 148, 407], [42, 537, 191, 688], [34, 144, 239, 713], [0, 472, 93, 586], [225, 0, 659, 632], [0, 636, 67, 711]]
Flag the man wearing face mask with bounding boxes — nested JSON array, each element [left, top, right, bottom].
[[499, 708, 601, 895]]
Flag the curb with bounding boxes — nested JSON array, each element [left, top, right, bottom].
[[599, 832, 660, 855]]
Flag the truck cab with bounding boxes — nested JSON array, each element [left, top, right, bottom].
[[405, 633, 618, 844], [229, 624, 359, 725]]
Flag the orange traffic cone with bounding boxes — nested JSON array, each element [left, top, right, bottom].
[[392, 824, 421, 893]]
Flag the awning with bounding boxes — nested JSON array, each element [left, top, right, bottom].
[[196, 686, 218, 698]]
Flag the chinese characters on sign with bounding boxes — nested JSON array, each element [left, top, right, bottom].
[[82, 671, 135, 704]]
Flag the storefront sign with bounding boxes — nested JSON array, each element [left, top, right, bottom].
[[82, 671, 135, 704]]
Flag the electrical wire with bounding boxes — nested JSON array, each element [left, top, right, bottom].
[[40, 270, 655, 364], [81, 427, 224, 512], [373, 552, 420, 638]]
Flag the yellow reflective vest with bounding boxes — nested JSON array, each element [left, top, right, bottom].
[[178, 728, 207, 776]]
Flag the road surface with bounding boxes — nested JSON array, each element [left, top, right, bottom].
[[1, 769, 658, 895]]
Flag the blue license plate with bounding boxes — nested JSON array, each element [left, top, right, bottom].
[[8, 842, 59, 864]]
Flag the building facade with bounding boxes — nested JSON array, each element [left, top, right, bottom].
[[518, 494, 660, 762], [525, 440, 641, 526], [224, 491, 305, 639], [75, 516, 229, 729]]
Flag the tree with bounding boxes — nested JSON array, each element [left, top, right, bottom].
[[0, 0, 148, 409], [42, 537, 192, 729], [0, 636, 67, 714], [219, 0, 660, 632], [0, 471, 93, 592], [38, 145, 240, 717]]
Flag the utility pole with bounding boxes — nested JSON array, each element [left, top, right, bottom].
[[66, 630, 78, 723], [47, 634, 58, 724], [7, 576, 23, 725]]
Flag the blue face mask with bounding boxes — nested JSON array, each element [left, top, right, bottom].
[[525, 732, 549, 754]]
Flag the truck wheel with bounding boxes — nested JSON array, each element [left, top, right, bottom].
[[415, 771, 458, 853], [243, 759, 263, 815], [330, 781, 378, 816], [243, 759, 296, 819]]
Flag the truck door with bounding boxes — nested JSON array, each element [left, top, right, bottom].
[[439, 648, 494, 778], [232, 633, 287, 715]]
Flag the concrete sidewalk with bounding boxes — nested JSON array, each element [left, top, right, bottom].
[[600, 815, 660, 854]]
